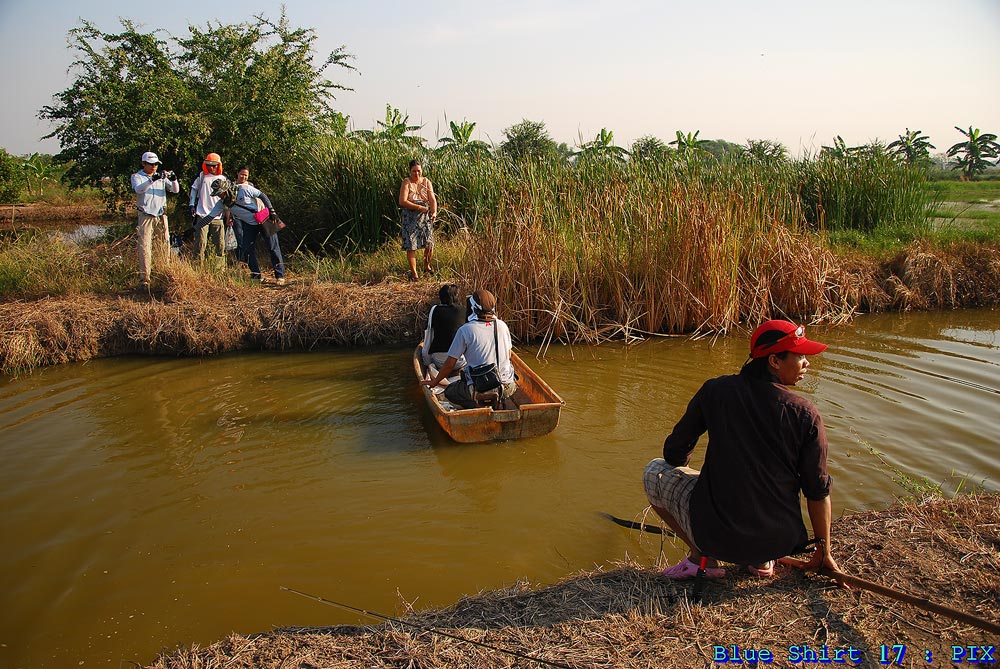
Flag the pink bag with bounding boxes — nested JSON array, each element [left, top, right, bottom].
[[253, 197, 270, 223]]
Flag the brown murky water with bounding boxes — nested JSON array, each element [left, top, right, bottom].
[[1, 309, 997, 668]]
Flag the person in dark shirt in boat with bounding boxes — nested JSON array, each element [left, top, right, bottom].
[[420, 289, 517, 409], [421, 284, 467, 370], [643, 319, 841, 579]]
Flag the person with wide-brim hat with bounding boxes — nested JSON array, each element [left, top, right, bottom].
[[643, 319, 841, 580]]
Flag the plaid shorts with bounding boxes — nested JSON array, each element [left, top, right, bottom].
[[643, 459, 700, 547]]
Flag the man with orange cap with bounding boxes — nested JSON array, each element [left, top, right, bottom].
[[643, 319, 841, 580], [188, 153, 228, 263]]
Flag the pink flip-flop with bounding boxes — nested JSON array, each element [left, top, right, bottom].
[[661, 559, 726, 580], [746, 561, 775, 577]]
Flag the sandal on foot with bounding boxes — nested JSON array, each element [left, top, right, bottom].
[[661, 559, 725, 580], [746, 561, 775, 577]]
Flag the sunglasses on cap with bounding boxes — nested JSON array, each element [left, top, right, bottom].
[[755, 325, 804, 353]]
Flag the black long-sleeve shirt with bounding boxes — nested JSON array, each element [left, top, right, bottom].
[[663, 372, 831, 565]]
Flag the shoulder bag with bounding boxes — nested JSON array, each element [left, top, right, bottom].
[[468, 324, 502, 393]]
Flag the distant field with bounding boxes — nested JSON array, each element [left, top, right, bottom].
[[926, 180, 1000, 239], [926, 179, 1000, 203]]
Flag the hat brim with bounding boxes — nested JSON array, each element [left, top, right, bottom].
[[786, 338, 827, 356]]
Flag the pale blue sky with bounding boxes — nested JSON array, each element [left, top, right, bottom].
[[1, 0, 998, 157]]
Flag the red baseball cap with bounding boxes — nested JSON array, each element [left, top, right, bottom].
[[750, 320, 827, 358]]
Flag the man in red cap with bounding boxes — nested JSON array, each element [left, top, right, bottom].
[[643, 319, 841, 579]]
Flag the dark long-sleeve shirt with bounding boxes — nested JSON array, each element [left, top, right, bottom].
[[663, 372, 831, 565]]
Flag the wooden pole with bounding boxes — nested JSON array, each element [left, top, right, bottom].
[[778, 557, 1000, 636]]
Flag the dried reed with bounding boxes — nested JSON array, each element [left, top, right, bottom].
[[145, 493, 999, 669]]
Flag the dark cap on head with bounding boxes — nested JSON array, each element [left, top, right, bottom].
[[471, 289, 496, 315], [750, 319, 827, 358]]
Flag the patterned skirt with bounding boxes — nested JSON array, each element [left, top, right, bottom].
[[401, 201, 434, 251]]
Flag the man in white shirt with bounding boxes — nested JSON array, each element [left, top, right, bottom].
[[130, 151, 179, 289], [421, 289, 518, 408], [188, 152, 227, 263]]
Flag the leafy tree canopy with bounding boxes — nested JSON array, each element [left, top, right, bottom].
[[39, 13, 355, 209], [499, 120, 560, 163], [0, 148, 23, 203]]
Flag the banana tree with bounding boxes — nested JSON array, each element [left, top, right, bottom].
[[887, 129, 935, 166], [946, 126, 1000, 180], [668, 130, 711, 159], [436, 119, 491, 156], [351, 104, 425, 149], [820, 135, 862, 160], [22, 153, 58, 196], [575, 128, 629, 162]]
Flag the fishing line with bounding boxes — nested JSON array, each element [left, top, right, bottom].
[[280, 586, 579, 669]]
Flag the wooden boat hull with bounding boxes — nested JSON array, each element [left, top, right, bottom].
[[414, 345, 564, 443]]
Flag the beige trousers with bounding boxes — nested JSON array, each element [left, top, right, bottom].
[[137, 212, 171, 282]]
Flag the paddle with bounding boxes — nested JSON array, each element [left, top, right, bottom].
[[778, 556, 1000, 636]]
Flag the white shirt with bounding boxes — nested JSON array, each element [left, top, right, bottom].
[[446, 318, 515, 384], [189, 172, 225, 219], [131, 170, 179, 216]]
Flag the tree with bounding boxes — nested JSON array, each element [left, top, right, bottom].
[[351, 105, 425, 149], [946, 126, 1000, 180], [175, 13, 355, 181], [575, 128, 628, 163], [21, 153, 59, 196], [630, 135, 672, 163], [39, 14, 354, 209], [668, 130, 712, 159], [499, 120, 559, 163], [820, 135, 862, 160], [436, 119, 490, 157], [887, 129, 934, 166], [743, 139, 788, 164], [0, 148, 23, 202]]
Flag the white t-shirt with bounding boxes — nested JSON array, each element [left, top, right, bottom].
[[189, 172, 225, 219], [446, 318, 515, 384]]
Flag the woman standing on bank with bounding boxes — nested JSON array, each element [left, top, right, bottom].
[[398, 159, 437, 281], [230, 166, 286, 285]]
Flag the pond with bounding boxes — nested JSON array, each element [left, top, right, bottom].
[[0, 309, 997, 668]]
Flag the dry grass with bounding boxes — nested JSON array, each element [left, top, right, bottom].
[[2, 240, 1000, 376], [0, 267, 441, 375], [145, 493, 999, 669]]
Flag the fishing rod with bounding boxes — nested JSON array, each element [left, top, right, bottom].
[[280, 586, 579, 669], [599, 512, 679, 538], [777, 557, 1000, 636]]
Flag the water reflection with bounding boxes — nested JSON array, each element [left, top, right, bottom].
[[0, 309, 997, 669]]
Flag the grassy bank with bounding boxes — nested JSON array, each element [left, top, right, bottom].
[[1, 169, 999, 375], [145, 492, 999, 668], [1, 226, 999, 375]]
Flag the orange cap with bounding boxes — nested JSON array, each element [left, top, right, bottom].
[[202, 152, 223, 174]]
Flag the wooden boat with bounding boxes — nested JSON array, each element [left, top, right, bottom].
[[414, 344, 565, 443]]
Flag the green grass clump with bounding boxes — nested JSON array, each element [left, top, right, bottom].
[[0, 230, 134, 298]]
